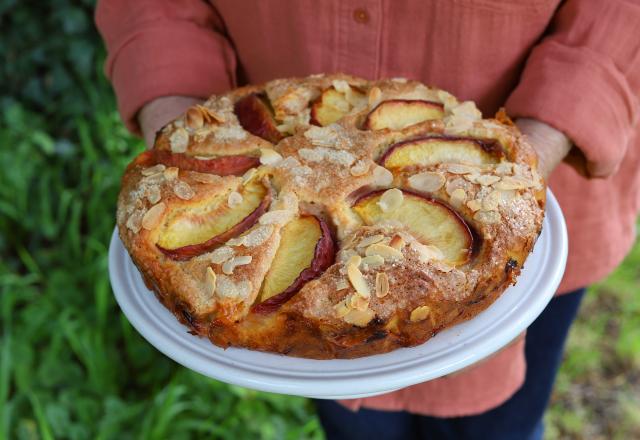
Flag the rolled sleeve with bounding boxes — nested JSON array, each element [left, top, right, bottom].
[[96, 0, 237, 134], [505, 0, 640, 178]]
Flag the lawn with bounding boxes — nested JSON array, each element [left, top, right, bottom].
[[1, 1, 638, 439]]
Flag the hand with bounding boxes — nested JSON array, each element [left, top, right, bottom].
[[138, 96, 204, 149], [515, 118, 573, 181]]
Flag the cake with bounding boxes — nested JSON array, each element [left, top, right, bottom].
[[116, 74, 545, 359]]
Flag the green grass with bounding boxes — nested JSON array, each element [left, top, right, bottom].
[[1, 1, 639, 439]]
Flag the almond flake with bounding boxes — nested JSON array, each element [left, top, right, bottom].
[[227, 191, 243, 207], [495, 162, 513, 175], [445, 164, 479, 175], [259, 210, 294, 226], [372, 165, 393, 186], [173, 180, 195, 200], [242, 167, 257, 184], [377, 188, 403, 212], [126, 209, 145, 233], [336, 279, 350, 291], [410, 305, 431, 322], [338, 249, 359, 265], [476, 175, 501, 186], [474, 210, 501, 224], [356, 234, 385, 249], [259, 149, 283, 165], [347, 261, 370, 299], [141, 164, 166, 176], [343, 308, 375, 327], [375, 272, 389, 298], [205, 267, 217, 298], [482, 190, 501, 211], [347, 254, 362, 268], [141, 202, 166, 230], [350, 159, 370, 177], [146, 185, 161, 204], [450, 188, 467, 206], [350, 294, 370, 311], [410, 241, 444, 263], [169, 128, 189, 153], [333, 300, 351, 318], [210, 246, 235, 264], [163, 167, 179, 180], [466, 199, 483, 212], [493, 176, 534, 190], [228, 225, 274, 247], [408, 171, 446, 193], [222, 255, 252, 275], [186, 106, 204, 129], [361, 255, 385, 270], [389, 235, 406, 250], [365, 243, 404, 261], [332, 79, 351, 94]]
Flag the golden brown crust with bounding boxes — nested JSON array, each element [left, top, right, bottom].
[[116, 74, 545, 359]]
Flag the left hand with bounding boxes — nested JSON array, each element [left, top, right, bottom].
[[515, 118, 573, 180]]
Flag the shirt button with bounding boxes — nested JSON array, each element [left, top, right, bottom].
[[353, 8, 369, 24]]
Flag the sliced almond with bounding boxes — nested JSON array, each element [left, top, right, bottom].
[[146, 185, 161, 204], [372, 165, 393, 186], [259, 149, 283, 165], [163, 167, 179, 180], [356, 234, 385, 249], [466, 199, 483, 212], [482, 190, 501, 211], [169, 127, 189, 153], [494, 176, 533, 190], [126, 209, 144, 233], [365, 243, 404, 261], [449, 188, 467, 206], [259, 209, 294, 226], [347, 261, 370, 299], [205, 267, 217, 298], [343, 308, 375, 327], [361, 255, 385, 270], [408, 171, 446, 193], [222, 255, 252, 275], [445, 164, 479, 175], [141, 202, 166, 230], [173, 180, 195, 200], [227, 191, 243, 207], [389, 234, 406, 250], [475, 175, 501, 186], [377, 188, 403, 212], [210, 246, 235, 264], [141, 164, 166, 176], [410, 305, 431, 322], [350, 294, 370, 311], [375, 272, 389, 298], [186, 106, 204, 129], [474, 210, 501, 224], [410, 241, 444, 263], [350, 159, 370, 177], [333, 300, 351, 318], [347, 254, 362, 268], [336, 279, 350, 291]]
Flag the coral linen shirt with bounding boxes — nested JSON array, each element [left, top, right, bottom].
[[96, 0, 640, 417]]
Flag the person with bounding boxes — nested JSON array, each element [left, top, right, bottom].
[[96, 1, 640, 438]]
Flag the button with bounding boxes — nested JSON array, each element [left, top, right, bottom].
[[353, 8, 369, 24]]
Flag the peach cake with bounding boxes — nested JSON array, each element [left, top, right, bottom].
[[116, 74, 545, 359]]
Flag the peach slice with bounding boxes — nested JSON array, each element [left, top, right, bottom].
[[156, 180, 270, 260], [234, 93, 284, 144], [380, 136, 503, 169], [252, 215, 335, 314], [353, 189, 472, 265], [153, 150, 259, 176], [310, 86, 366, 126], [364, 100, 444, 131]]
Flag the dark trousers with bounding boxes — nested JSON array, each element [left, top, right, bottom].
[[315, 288, 586, 440]]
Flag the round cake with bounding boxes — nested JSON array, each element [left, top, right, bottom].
[[116, 74, 545, 359]]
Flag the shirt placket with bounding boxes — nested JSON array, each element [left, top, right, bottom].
[[336, 0, 383, 79]]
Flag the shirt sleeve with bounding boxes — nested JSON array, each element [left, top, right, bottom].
[[505, 0, 640, 178], [95, 0, 237, 134]]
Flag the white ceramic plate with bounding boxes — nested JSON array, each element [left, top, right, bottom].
[[109, 189, 567, 399]]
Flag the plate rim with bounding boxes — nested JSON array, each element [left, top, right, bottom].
[[109, 189, 567, 399]]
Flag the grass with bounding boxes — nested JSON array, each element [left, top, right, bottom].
[[1, 1, 639, 438]]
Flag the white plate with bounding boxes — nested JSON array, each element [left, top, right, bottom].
[[109, 189, 567, 399]]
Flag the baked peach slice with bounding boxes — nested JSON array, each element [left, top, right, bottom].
[[310, 86, 366, 126], [364, 100, 444, 131], [153, 150, 259, 176], [353, 189, 472, 265], [380, 136, 503, 170], [234, 93, 284, 144], [252, 215, 335, 314], [156, 180, 270, 260]]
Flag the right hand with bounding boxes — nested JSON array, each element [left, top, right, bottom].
[[138, 96, 204, 149]]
